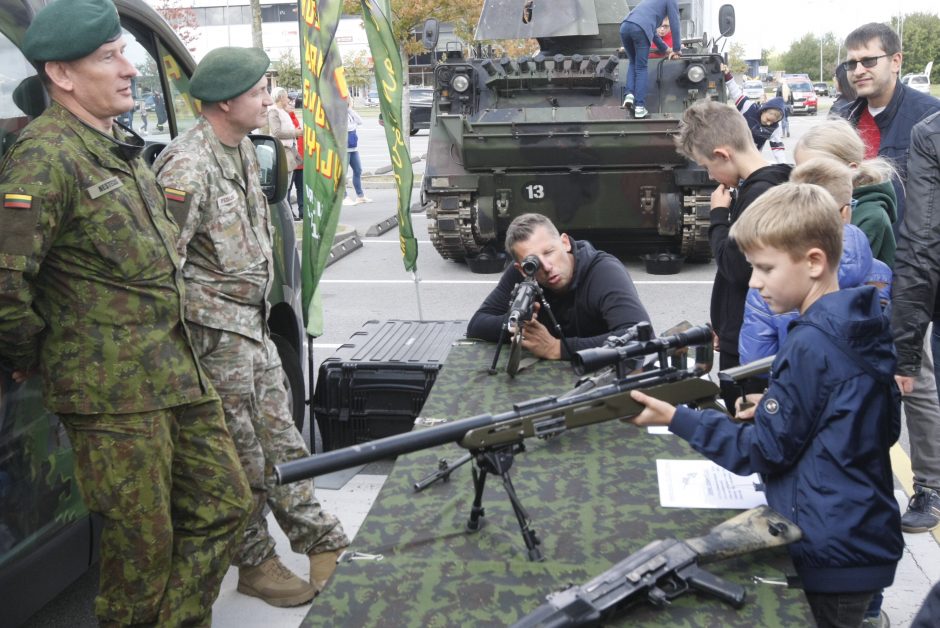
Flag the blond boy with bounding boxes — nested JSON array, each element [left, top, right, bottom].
[[630, 183, 902, 627]]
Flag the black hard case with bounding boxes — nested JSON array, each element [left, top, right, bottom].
[[313, 319, 466, 451]]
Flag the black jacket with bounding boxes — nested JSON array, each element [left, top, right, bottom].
[[891, 111, 940, 375], [840, 82, 940, 222], [709, 164, 792, 355], [466, 239, 649, 359]]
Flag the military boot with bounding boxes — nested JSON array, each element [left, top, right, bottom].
[[237, 556, 317, 607], [309, 549, 344, 593]]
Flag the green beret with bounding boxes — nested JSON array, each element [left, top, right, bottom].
[[190, 47, 270, 103], [22, 0, 122, 63]]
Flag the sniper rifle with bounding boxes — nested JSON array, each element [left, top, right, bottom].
[[276, 323, 721, 561]]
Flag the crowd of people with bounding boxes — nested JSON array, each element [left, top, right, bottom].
[[2, 0, 940, 624]]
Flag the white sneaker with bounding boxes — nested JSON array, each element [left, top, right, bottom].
[[342, 197, 355, 206], [356, 196, 372, 204], [621, 93, 635, 109], [634, 106, 648, 119]]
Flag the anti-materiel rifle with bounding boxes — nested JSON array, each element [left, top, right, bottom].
[[276, 323, 721, 561], [512, 505, 802, 627]]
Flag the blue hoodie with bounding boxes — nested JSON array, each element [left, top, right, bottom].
[[673, 286, 903, 594], [739, 223, 892, 363]]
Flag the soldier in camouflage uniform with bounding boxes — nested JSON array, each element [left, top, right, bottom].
[[154, 47, 350, 608], [0, 0, 252, 625]]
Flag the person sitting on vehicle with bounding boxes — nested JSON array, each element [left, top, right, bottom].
[[648, 16, 673, 59], [722, 65, 787, 163], [467, 213, 650, 360]]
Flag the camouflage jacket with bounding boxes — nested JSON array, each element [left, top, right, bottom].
[[0, 102, 207, 414], [154, 117, 273, 342]]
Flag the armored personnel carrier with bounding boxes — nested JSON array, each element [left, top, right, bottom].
[[420, 0, 735, 269]]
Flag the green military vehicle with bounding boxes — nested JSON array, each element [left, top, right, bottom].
[[420, 0, 735, 270], [0, 1, 300, 623]]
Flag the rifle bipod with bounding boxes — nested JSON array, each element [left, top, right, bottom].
[[465, 443, 544, 562]]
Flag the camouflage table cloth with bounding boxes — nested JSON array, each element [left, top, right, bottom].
[[303, 340, 812, 626]]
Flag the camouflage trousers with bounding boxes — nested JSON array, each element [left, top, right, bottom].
[[189, 324, 349, 567], [60, 397, 251, 627]]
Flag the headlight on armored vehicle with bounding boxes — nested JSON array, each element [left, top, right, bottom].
[[451, 74, 470, 93], [686, 64, 706, 83]]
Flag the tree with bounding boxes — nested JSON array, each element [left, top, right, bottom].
[[342, 0, 480, 59], [343, 50, 374, 96], [726, 42, 748, 76], [781, 33, 840, 81], [250, 0, 263, 49], [272, 51, 302, 91], [892, 12, 940, 84], [154, 0, 199, 48]]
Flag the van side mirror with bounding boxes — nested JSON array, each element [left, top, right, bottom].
[[421, 19, 439, 51], [250, 134, 288, 204], [718, 5, 735, 37]]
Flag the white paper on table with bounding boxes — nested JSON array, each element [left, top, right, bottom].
[[646, 425, 671, 434], [656, 459, 768, 509]]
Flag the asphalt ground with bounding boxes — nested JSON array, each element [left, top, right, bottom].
[[22, 101, 940, 627]]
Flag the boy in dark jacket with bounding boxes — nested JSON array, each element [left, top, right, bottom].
[[629, 183, 903, 628], [467, 213, 649, 360], [674, 100, 791, 409]]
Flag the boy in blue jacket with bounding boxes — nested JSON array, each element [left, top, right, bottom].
[[629, 182, 903, 627]]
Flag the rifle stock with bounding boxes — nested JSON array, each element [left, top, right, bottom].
[[275, 324, 715, 486], [512, 505, 802, 627]]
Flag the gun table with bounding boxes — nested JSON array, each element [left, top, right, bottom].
[[302, 340, 812, 626]]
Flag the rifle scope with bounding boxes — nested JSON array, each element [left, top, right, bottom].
[[520, 254, 540, 277], [572, 324, 713, 375]]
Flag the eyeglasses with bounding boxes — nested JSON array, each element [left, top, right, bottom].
[[841, 55, 888, 72]]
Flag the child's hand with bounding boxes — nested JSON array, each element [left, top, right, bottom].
[[895, 375, 915, 395], [734, 393, 763, 420], [628, 390, 677, 426], [711, 184, 732, 209]]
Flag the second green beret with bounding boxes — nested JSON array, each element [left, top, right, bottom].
[[22, 0, 122, 63], [190, 47, 271, 103]]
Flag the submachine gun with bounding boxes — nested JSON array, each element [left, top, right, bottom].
[[275, 323, 721, 562], [489, 254, 572, 377], [512, 505, 802, 627]]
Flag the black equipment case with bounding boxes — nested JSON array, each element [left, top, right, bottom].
[[313, 319, 466, 451]]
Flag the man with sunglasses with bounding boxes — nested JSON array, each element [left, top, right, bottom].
[[837, 22, 940, 225]]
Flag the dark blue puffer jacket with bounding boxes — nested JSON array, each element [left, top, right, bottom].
[[673, 286, 903, 594]]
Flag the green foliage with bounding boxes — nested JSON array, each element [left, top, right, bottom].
[[343, 0, 480, 58], [781, 33, 840, 82], [892, 12, 940, 84], [272, 51, 301, 91], [343, 50, 373, 91], [727, 42, 748, 76]]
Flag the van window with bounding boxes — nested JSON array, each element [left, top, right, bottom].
[[911, 75, 929, 85]]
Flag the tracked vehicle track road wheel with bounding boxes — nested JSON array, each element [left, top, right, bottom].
[[680, 193, 713, 263], [427, 195, 488, 262]]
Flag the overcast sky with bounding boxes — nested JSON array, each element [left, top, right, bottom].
[[703, 0, 940, 57]]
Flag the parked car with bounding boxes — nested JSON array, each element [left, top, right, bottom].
[[364, 89, 380, 107], [378, 87, 433, 135], [901, 73, 931, 94], [0, 1, 304, 625], [743, 80, 764, 101], [813, 82, 830, 97], [785, 79, 818, 115]]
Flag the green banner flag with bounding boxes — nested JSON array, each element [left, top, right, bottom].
[[299, 0, 348, 336], [360, 0, 418, 272]]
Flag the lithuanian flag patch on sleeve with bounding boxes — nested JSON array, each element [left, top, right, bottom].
[[3, 193, 33, 209], [164, 188, 187, 203]]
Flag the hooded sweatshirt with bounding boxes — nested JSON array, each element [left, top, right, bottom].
[[466, 239, 649, 359], [709, 163, 793, 355], [673, 286, 903, 594], [852, 180, 897, 267]]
